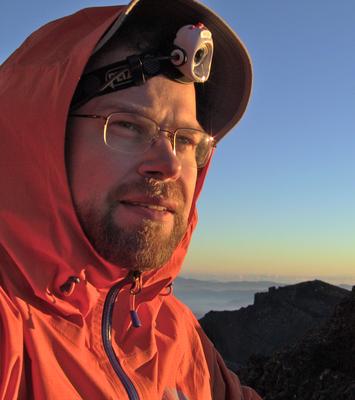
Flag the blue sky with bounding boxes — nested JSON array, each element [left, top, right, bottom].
[[2, 1, 354, 283]]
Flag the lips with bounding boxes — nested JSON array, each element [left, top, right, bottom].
[[119, 198, 177, 214]]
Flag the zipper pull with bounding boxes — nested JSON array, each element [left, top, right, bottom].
[[129, 271, 142, 328]]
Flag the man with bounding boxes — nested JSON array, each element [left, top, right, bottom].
[[0, 0, 260, 399]]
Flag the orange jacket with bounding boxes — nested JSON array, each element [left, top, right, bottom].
[[0, 5, 261, 400]]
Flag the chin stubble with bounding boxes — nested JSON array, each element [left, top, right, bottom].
[[77, 179, 188, 271]]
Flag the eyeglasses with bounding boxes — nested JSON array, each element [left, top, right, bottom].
[[69, 112, 215, 169]]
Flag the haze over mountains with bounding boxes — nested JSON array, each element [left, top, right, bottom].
[[173, 276, 352, 318], [173, 277, 280, 318]]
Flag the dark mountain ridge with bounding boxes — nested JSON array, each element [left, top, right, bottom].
[[200, 280, 350, 367], [238, 285, 355, 399]]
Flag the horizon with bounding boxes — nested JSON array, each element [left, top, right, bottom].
[[179, 272, 355, 287]]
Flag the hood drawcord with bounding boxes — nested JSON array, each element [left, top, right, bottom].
[[60, 276, 81, 296], [129, 271, 142, 328]]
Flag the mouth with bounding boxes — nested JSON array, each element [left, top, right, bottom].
[[117, 197, 179, 224], [120, 200, 174, 213]]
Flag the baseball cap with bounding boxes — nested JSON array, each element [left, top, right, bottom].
[[93, 0, 253, 142]]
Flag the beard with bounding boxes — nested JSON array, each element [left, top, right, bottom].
[[76, 178, 188, 271]]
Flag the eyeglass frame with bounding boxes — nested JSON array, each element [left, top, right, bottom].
[[69, 111, 216, 168]]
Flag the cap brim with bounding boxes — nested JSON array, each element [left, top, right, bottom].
[[94, 0, 252, 142]]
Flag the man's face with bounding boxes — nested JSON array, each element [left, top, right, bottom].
[[66, 72, 199, 271]]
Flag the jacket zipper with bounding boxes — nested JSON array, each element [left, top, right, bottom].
[[102, 277, 140, 400]]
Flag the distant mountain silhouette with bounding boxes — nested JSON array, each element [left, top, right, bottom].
[[238, 285, 355, 400], [199, 280, 350, 367], [174, 277, 282, 318]]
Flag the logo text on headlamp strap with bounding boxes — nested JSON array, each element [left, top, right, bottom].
[[105, 67, 132, 89]]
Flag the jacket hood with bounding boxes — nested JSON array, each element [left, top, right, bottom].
[[0, 6, 210, 316]]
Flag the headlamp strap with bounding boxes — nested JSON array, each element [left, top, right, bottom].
[[71, 54, 170, 109], [71, 23, 213, 110]]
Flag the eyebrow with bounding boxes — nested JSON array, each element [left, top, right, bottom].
[[99, 101, 145, 115], [99, 101, 205, 131]]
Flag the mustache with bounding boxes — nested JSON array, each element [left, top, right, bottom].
[[108, 177, 186, 209]]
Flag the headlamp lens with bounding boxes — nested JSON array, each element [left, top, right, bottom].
[[194, 45, 207, 66]]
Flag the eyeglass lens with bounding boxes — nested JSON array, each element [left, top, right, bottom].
[[104, 113, 213, 168]]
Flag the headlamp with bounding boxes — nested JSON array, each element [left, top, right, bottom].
[[171, 23, 213, 83], [72, 23, 214, 109]]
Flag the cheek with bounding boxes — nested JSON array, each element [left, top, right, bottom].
[[68, 136, 113, 205], [70, 148, 140, 208]]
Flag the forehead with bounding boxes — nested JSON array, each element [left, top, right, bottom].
[[92, 76, 199, 129]]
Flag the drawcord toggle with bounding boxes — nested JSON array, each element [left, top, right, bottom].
[[129, 271, 142, 328], [60, 276, 81, 296], [161, 283, 173, 296]]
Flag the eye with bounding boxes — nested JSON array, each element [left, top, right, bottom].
[[176, 130, 200, 147], [112, 120, 142, 135]]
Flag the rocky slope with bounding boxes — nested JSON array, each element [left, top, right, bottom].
[[238, 286, 355, 399], [200, 280, 350, 367]]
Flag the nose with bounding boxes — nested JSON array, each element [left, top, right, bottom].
[[137, 133, 182, 181]]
